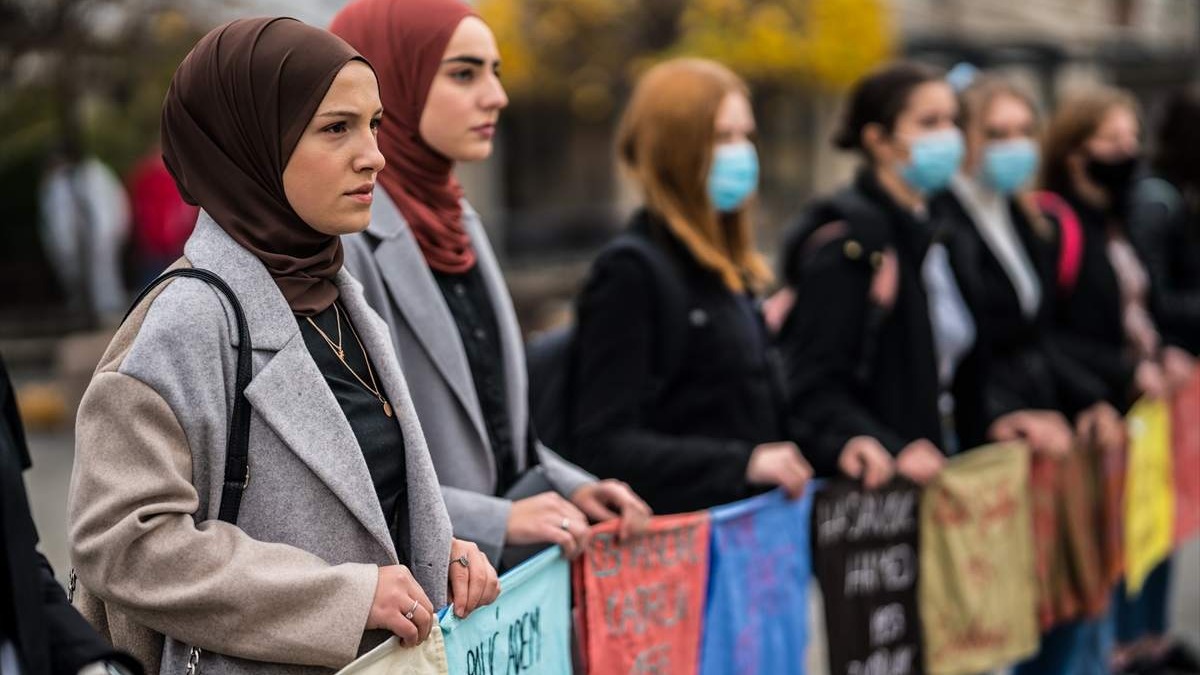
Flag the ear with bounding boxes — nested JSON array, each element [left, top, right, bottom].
[[861, 122, 893, 163]]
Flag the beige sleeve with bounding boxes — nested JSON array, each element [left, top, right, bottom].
[[69, 371, 379, 669]]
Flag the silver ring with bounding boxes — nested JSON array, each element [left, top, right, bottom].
[[404, 599, 419, 621], [561, 517, 571, 532], [453, 555, 470, 568]]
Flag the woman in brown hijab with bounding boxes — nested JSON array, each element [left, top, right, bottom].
[[68, 17, 497, 675], [331, 0, 651, 571]]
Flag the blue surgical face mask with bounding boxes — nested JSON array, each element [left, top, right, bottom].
[[981, 138, 1039, 194], [708, 141, 759, 212], [900, 128, 965, 192]]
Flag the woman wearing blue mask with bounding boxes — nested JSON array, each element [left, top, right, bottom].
[[930, 77, 1083, 453], [561, 58, 813, 514], [776, 62, 1063, 489]]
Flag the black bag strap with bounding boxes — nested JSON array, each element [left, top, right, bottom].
[[125, 268, 252, 524], [606, 231, 690, 399]]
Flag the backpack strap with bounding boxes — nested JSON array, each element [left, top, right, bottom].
[[1032, 190, 1085, 297], [605, 232, 691, 402], [124, 268, 252, 525]]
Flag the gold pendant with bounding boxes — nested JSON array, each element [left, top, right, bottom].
[[383, 400, 393, 418]]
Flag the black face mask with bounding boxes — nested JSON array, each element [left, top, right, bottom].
[[1085, 155, 1140, 215]]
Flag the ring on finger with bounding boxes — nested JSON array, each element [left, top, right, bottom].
[[405, 599, 419, 621], [560, 517, 571, 532], [452, 555, 470, 568]]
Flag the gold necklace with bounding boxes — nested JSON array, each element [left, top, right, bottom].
[[306, 303, 393, 417]]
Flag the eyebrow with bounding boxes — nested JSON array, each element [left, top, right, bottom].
[[316, 108, 384, 119], [441, 55, 499, 67]]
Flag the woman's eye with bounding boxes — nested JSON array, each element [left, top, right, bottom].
[[324, 121, 348, 134], [450, 69, 475, 83], [370, 117, 382, 131]]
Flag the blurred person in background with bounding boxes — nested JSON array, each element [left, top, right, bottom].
[[932, 72, 1126, 675], [2, 353, 143, 674], [1036, 84, 1198, 675], [1120, 86, 1200, 675], [331, 0, 650, 571], [561, 57, 812, 515], [932, 74, 1096, 451], [68, 18, 497, 675], [1037, 86, 1194, 410], [39, 140, 130, 319], [126, 147, 198, 285], [1129, 87, 1200, 358], [776, 62, 1067, 492]]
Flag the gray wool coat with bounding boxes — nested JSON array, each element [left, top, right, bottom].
[[68, 213, 453, 675], [341, 191, 595, 564]]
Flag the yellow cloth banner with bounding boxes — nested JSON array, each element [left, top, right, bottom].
[[1124, 397, 1175, 596], [919, 443, 1038, 675]]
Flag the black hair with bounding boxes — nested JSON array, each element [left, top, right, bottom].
[[833, 61, 945, 156]]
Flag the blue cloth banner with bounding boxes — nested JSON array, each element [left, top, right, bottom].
[[439, 546, 572, 675], [700, 486, 816, 675]]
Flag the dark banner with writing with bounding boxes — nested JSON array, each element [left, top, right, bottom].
[[812, 479, 923, 675]]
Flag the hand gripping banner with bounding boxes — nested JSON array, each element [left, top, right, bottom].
[[440, 546, 573, 675]]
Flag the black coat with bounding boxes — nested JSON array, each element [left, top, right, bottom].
[[931, 189, 1111, 418], [778, 169, 991, 477], [1046, 191, 1138, 411], [0, 355, 142, 675], [1129, 176, 1200, 355], [564, 209, 787, 515]]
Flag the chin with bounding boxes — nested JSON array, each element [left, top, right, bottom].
[[454, 141, 494, 163], [313, 215, 370, 236]]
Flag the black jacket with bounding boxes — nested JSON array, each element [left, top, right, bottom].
[[0, 355, 142, 675], [1045, 191, 1138, 411], [931, 189, 1111, 418], [778, 169, 990, 477], [1129, 176, 1200, 355], [564, 209, 787, 514]]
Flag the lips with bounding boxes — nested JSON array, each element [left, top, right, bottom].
[[472, 122, 496, 139], [345, 183, 374, 204]]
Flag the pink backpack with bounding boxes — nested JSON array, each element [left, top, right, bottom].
[[1033, 191, 1085, 296]]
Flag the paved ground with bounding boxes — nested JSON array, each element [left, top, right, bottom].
[[22, 429, 1200, 672]]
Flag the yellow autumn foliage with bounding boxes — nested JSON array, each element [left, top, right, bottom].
[[477, 0, 894, 97]]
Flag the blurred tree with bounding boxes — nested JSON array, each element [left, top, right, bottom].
[[478, 0, 894, 103]]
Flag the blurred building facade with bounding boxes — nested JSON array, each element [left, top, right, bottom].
[[1, 0, 1197, 336]]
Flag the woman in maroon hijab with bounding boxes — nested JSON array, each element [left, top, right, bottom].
[[69, 17, 497, 675], [331, 0, 651, 571]]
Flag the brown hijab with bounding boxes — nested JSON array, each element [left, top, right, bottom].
[[161, 17, 369, 315], [331, 0, 477, 274]]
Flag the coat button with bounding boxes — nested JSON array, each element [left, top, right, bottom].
[[474, 328, 487, 340], [454, 284, 466, 297], [843, 240, 862, 260]]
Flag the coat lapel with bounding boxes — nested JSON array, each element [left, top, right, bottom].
[[243, 333, 397, 559], [465, 209, 530, 470], [366, 192, 490, 454], [184, 213, 396, 559]]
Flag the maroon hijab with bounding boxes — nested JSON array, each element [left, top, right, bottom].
[[331, 0, 478, 274], [161, 17, 368, 315]]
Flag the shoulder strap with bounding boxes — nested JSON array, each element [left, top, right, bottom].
[[1032, 191, 1084, 296], [125, 268, 252, 525]]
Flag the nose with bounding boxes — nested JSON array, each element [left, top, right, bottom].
[[354, 130, 386, 175], [482, 73, 508, 112]]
